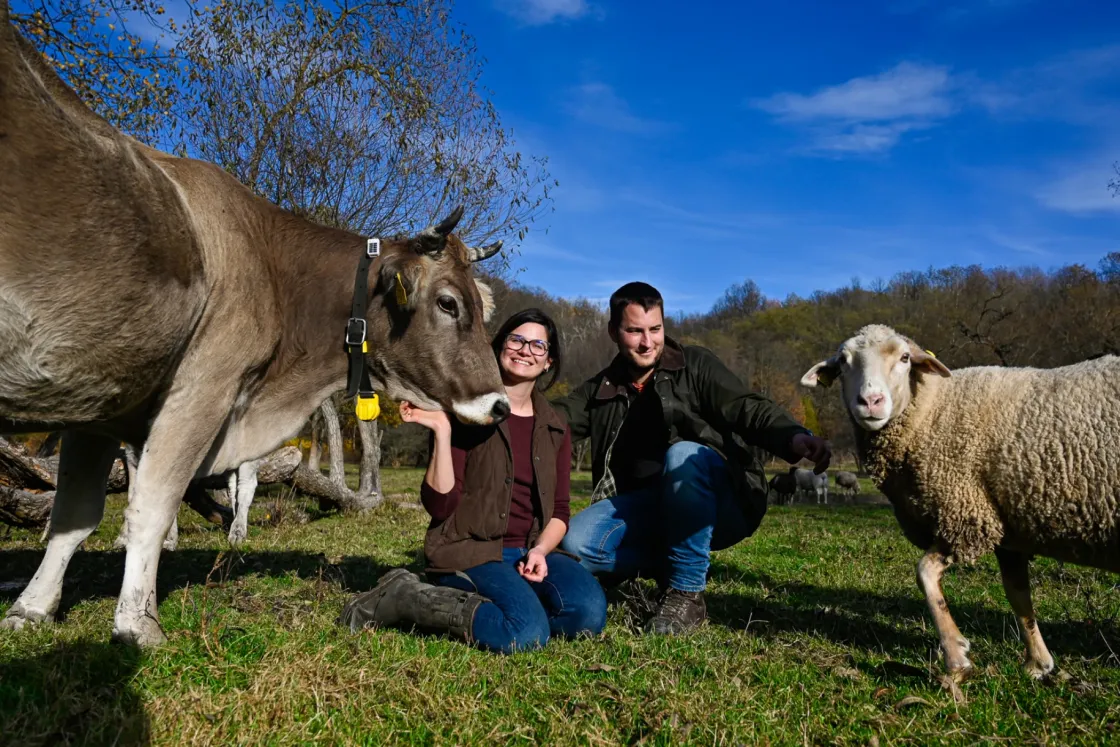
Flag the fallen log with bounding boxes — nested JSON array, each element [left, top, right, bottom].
[[291, 464, 383, 513], [0, 442, 362, 530]]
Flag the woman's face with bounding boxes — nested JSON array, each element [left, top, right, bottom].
[[499, 322, 553, 385]]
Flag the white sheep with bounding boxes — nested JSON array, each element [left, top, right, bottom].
[[833, 471, 861, 500], [793, 467, 828, 504], [801, 323, 1120, 681]]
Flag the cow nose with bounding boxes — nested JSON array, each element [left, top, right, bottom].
[[490, 399, 511, 423], [858, 392, 885, 408]]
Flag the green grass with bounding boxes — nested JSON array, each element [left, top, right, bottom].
[[1, 470, 1117, 745]]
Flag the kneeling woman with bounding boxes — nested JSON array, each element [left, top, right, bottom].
[[341, 309, 607, 653]]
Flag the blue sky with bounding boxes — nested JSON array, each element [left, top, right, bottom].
[[454, 0, 1120, 314]]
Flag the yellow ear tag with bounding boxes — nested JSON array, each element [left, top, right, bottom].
[[394, 273, 408, 306], [356, 393, 380, 421], [925, 349, 937, 358]]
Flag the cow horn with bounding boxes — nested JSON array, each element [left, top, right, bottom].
[[468, 240, 503, 263], [420, 205, 464, 239], [417, 205, 465, 255]]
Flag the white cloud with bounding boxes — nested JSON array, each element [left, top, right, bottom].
[[494, 0, 591, 26], [753, 62, 956, 154], [566, 83, 675, 135], [756, 62, 955, 122], [1035, 163, 1120, 215]]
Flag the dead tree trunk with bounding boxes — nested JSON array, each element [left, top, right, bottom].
[[307, 408, 323, 472], [320, 398, 346, 489], [292, 464, 382, 512], [0, 430, 382, 530], [35, 432, 61, 458], [356, 416, 381, 498]]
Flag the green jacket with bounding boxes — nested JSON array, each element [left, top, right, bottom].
[[553, 337, 809, 534]]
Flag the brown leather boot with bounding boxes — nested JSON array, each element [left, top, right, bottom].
[[339, 568, 484, 643], [645, 588, 707, 635]]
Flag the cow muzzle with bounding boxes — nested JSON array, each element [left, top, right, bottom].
[[452, 393, 512, 425]]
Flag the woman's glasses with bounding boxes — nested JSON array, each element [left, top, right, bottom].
[[505, 334, 549, 357]]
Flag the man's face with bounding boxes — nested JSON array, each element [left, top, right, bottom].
[[610, 303, 665, 374]]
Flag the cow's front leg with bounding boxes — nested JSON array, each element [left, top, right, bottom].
[[113, 388, 235, 647], [228, 461, 258, 548], [917, 548, 973, 680], [2, 432, 118, 630], [995, 548, 1054, 679]]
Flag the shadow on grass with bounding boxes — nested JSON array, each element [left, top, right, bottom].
[[704, 560, 1120, 666], [0, 549, 408, 618], [0, 641, 148, 746]]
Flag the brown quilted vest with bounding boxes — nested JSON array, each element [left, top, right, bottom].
[[424, 389, 568, 573]]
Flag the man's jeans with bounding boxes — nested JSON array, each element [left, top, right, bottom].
[[560, 441, 753, 593], [433, 547, 607, 654]]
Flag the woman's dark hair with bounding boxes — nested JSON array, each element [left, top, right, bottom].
[[491, 307, 562, 390]]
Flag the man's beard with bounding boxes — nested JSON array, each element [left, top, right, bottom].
[[624, 349, 661, 376]]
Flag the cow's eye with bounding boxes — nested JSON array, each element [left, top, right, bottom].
[[437, 295, 459, 318], [900, 352, 911, 364]]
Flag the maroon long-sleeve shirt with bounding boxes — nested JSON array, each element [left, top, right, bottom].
[[420, 414, 572, 548]]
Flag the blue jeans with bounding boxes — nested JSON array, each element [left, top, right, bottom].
[[560, 441, 753, 593], [432, 547, 607, 654]]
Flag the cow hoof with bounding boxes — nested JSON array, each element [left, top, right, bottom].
[[227, 526, 246, 548], [1025, 656, 1055, 680], [945, 660, 974, 683], [111, 619, 167, 647], [0, 604, 53, 631]]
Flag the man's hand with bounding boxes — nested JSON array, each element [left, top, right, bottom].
[[791, 433, 832, 474], [518, 548, 548, 582]]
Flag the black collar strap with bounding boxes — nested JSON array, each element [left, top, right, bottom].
[[344, 239, 381, 420]]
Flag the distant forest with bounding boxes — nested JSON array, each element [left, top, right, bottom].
[[461, 252, 1120, 463]]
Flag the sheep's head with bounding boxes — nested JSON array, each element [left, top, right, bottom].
[[800, 324, 951, 431]]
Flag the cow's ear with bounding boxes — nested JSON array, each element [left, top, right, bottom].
[[474, 279, 495, 323], [377, 254, 419, 309]]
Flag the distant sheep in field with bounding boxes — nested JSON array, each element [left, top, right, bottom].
[[833, 471, 861, 499], [793, 467, 828, 504], [768, 471, 797, 505], [801, 323, 1120, 681]]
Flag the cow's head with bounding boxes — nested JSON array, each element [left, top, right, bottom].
[[799, 324, 950, 431], [365, 206, 509, 424]]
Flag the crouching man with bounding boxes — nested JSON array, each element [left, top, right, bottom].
[[555, 282, 830, 634]]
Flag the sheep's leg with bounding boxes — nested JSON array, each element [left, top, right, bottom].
[[995, 548, 1054, 679], [917, 549, 973, 680]]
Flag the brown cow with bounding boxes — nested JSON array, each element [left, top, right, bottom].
[[0, 7, 509, 645]]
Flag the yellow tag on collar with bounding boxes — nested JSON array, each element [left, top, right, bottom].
[[394, 273, 408, 306], [356, 393, 380, 421]]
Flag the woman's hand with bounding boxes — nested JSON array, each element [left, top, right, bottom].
[[399, 400, 451, 434], [518, 548, 548, 582]]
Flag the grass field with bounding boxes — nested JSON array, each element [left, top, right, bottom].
[[1, 469, 1117, 745]]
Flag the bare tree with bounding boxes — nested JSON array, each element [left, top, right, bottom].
[[174, 0, 553, 255], [10, 0, 181, 142]]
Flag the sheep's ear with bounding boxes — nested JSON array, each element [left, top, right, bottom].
[[801, 358, 841, 388], [909, 344, 951, 378]]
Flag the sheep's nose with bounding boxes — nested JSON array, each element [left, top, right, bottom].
[[858, 392, 885, 408]]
